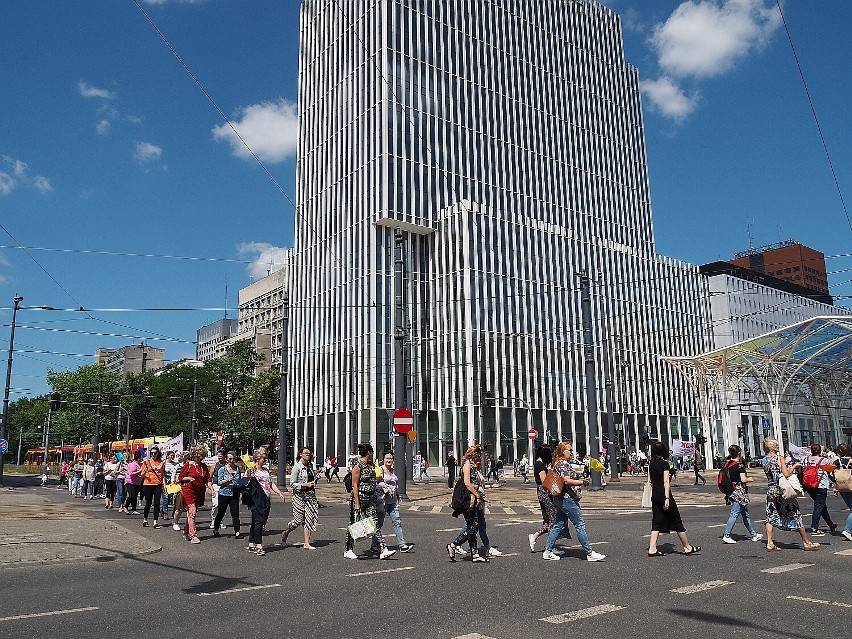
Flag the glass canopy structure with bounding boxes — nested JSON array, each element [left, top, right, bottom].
[[664, 315, 852, 455]]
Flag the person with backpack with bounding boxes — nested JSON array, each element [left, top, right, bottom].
[[720, 445, 762, 544], [803, 443, 837, 537], [832, 443, 852, 542]]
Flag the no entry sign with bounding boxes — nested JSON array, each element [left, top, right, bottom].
[[528, 429, 538, 440], [393, 407, 414, 434]]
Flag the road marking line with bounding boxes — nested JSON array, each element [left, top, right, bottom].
[[563, 541, 609, 550], [492, 552, 520, 558], [786, 595, 852, 609], [540, 604, 626, 624], [761, 563, 813, 574], [0, 607, 99, 622], [452, 634, 498, 639], [670, 580, 733, 594], [347, 566, 415, 578], [197, 584, 281, 597], [616, 510, 647, 515], [430, 506, 443, 514], [408, 505, 421, 511], [706, 523, 727, 528], [436, 527, 460, 532], [503, 507, 516, 515], [834, 548, 852, 556], [495, 521, 536, 527]]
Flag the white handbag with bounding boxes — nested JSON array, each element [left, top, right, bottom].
[[347, 514, 377, 540]]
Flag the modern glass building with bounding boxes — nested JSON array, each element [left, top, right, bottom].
[[288, 0, 712, 464]]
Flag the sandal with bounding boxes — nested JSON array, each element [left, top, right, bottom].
[[803, 542, 820, 551], [766, 544, 782, 552], [446, 544, 456, 562], [682, 545, 701, 555], [647, 550, 666, 557]]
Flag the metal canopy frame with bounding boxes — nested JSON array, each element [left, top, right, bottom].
[[664, 315, 852, 452]]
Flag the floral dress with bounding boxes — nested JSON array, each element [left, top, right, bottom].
[[763, 454, 802, 529]]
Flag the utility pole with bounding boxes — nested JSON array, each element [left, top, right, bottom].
[[190, 379, 197, 445], [393, 227, 409, 499], [0, 294, 23, 486], [277, 292, 289, 489], [604, 336, 620, 482], [478, 333, 488, 475], [580, 274, 603, 490], [92, 366, 103, 460]]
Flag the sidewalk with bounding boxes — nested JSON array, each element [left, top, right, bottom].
[[0, 477, 161, 568]]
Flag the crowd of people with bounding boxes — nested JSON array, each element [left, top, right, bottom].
[[46, 435, 851, 562]]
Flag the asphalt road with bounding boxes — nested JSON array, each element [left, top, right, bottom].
[[2, 486, 850, 638]]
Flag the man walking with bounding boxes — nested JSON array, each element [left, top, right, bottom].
[[693, 449, 706, 485], [721, 445, 762, 544], [446, 450, 456, 488]]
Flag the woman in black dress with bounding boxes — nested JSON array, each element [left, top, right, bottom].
[[647, 442, 700, 557]]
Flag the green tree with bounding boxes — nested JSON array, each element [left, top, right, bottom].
[[7, 396, 48, 463], [46, 364, 123, 445]]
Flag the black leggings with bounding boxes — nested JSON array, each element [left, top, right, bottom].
[[213, 494, 241, 533], [105, 480, 117, 500], [141, 484, 163, 520], [452, 508, 479, 552], [123, 483, 141, 511]]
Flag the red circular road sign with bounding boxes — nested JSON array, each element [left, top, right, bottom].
[[393, 407, 414, 434], [528, 428, 538, 440]]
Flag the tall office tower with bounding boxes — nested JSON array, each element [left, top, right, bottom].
[[289, 0, 712, 464]]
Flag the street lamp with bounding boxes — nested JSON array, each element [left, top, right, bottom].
[[0, 294, 24, 486]]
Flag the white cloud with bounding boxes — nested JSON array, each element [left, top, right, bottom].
[[238, 242, 289, 280], [96, 119, 112, 135], [640, 76, 699, 120], [649, 0, 781, 79], [0, 156, 51, 195], [212, 98, 298, 164], [134, 141, 163, 163], [78, 81, 116, 100], [0, 172, 15, 195], [32, 176, 53, 193]]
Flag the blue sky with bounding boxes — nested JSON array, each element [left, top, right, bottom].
[[1, 0, 850, 401]]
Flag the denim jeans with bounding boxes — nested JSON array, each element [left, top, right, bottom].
[[71, 476, 83, 496], [546, 496, 592, 555], [839, 491, 852, 534], [114, 480, 125, 507], [457, 508, 490, 549], [376, 501, 406, 546], [807, 487, 834, 530], [161, 490, 170, 517], [724, 500, 757, 537]]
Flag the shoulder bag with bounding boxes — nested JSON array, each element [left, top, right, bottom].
[[543, 468, 564, 497], [641, 481, 652, 508], [833, 459, 852, 492], [450, 479, 478, 514]]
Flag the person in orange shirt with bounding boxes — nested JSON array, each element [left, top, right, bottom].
[[140, 446, 167, 529]]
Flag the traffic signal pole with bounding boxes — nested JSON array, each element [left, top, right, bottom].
[[393, 227, 408, 499], [580, 274, 603, 490]]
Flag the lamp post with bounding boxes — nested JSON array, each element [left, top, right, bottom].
[[0, 294, 24, 486]]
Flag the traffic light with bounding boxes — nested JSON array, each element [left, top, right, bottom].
[[737, 426, 744, 438], [49, 392, 61, 412]]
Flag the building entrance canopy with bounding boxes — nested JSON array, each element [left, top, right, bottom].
[[664, 316, 852, 453]]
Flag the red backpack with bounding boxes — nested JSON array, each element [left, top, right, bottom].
[[802, 456, 825, 490]]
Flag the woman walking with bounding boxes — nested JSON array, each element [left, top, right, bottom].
[[447, 445, 486, 563], [374, 451, 413, 553], [762, 437, 819, 552], [542, 442, 605, 562], [178, 445, 212, 544], [114, 456, 126, 512], [647, 442, 700, 557], [140, 446, 167, 529], [528, 445, 568, 554], [281, 447, 320, 549], [834, 443, 852, 542], [212, 452, 242, 538], [171, 451, 189, 530], [122, 451, 144, 514], [103, 454, 121, 509], [245, 449, 287, 555], [344, 443, 395, 560]]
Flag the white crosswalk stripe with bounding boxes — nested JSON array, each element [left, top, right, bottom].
[[761, 563, 814, 574], [540, 604, 626, 624], [787, 595, 852, 609], [452, 634, 498, 639], [834, 548, 852, 556], [670, 580, 733, 594], [503, 506, 516, 515]]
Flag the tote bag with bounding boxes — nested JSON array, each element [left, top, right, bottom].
[[347, 514, 377, 540]]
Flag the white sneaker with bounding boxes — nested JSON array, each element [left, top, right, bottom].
[[721, 535, 737, 544], [841, 530, 852, 542], [379, 548, 397, 560], [172, 523, 181, 531], [487, 547, 503, 557], [454, 545, 468, 556], [542, 550, 561, 561], [587, 551, 606, 562], [343, 550, 358, 560], [750, 533, 763, 542], [209, 523, 215, 529], [528, 533, 536, 552]]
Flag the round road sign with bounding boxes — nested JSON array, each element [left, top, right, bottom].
[[0, 438, 9, 453], [528, 429, 538, 440], [393, 407, 414, 434]]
